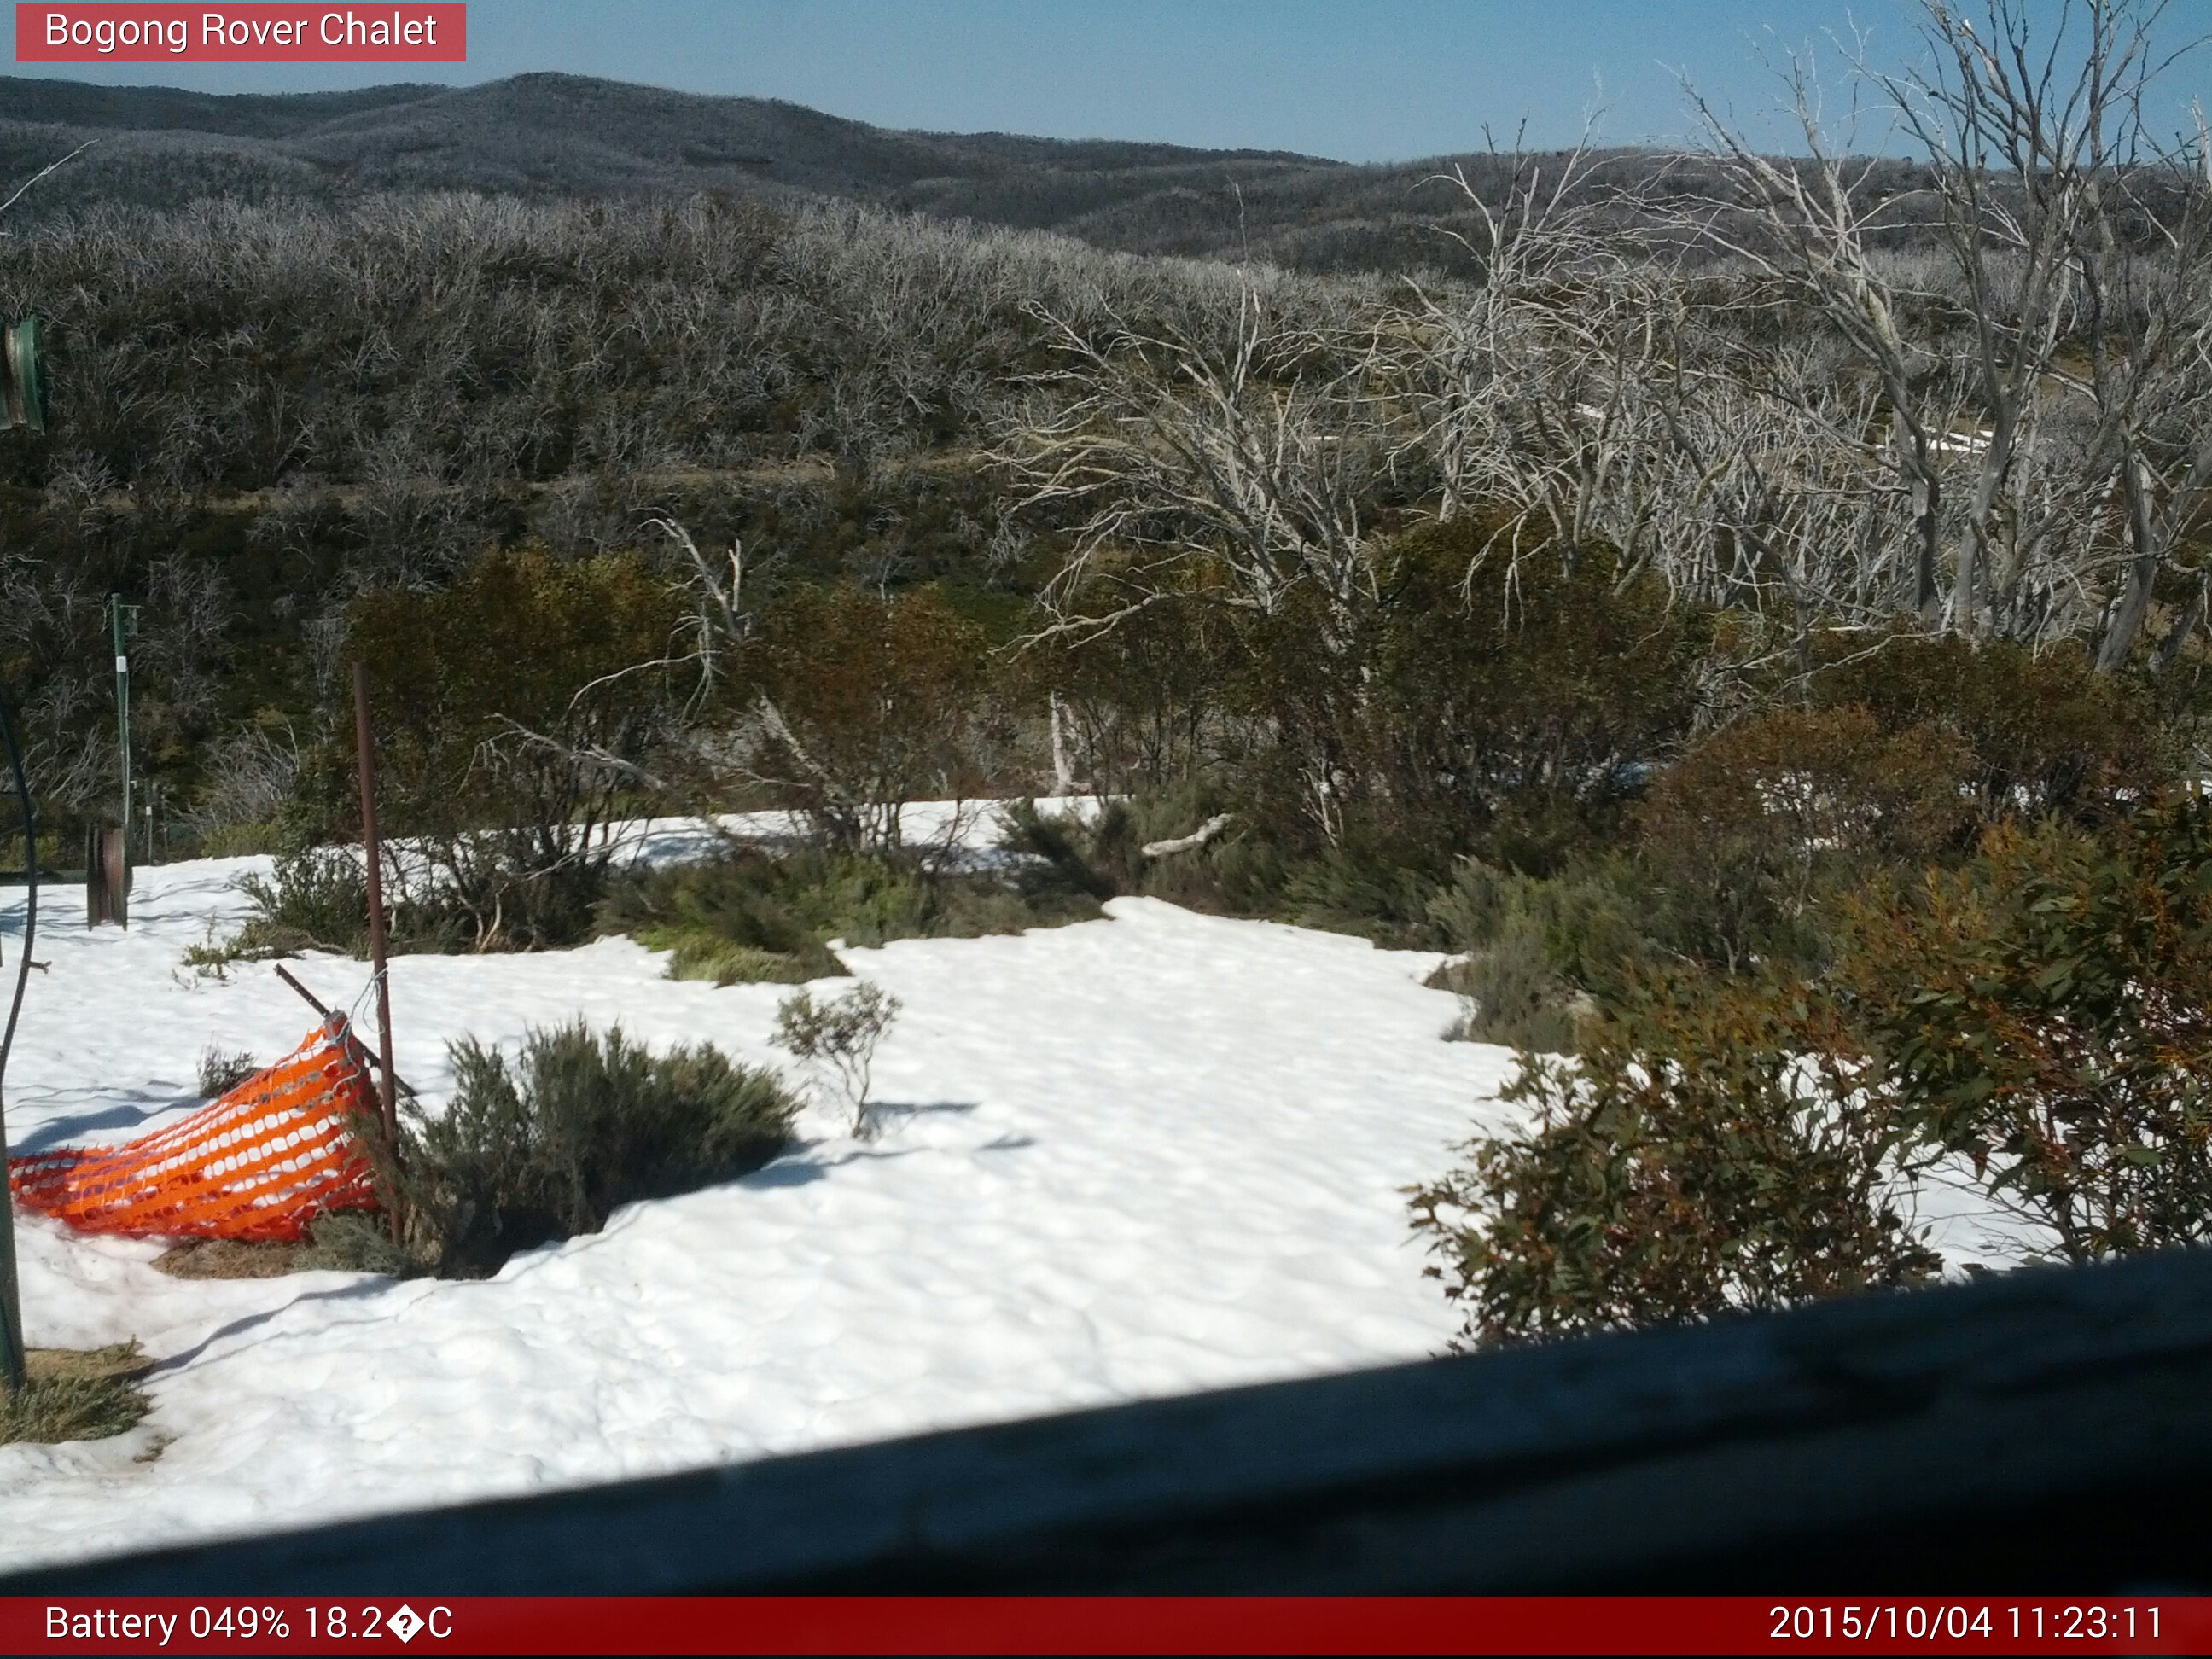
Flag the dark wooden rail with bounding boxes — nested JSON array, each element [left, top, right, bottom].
[[12, 1246, 2212, 1593]]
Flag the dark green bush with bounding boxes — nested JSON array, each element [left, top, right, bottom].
[[228, 847, 380, 958], [392, 1022, 800, 1277], [1426, 857, 1658, 1050], [295, 1211, 422, 1277], [197, 1045, 263, 1097], [1278, 843, 1452, 947], [198, 845, 465, 968], [998, 783, 1295, 919], [280, 548, 687, 953], [1412, 789, 2212, 1348], [1808, 633, 2158, 821], [1349, 525, 1707, 865], [747, 582, 994, 851]]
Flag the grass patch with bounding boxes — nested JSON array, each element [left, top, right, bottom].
[[1, 1344, 153, 1445], [151, 1213, 419, 1280], [637, 926, 841, 987], [600, 837, 1104, 986], [196, 1045, 263, 1097]]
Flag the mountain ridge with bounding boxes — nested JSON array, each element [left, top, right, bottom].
[[0, 70, 1637, 273]]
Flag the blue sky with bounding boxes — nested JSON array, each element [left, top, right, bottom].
[[9, 1, 2206, 162]]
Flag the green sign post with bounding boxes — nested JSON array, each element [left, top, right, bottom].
[[2, 317, 44, 436]]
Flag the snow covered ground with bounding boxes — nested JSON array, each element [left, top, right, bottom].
[[0, 808, 2025, 1572], [0, 813, 1511, 1571]]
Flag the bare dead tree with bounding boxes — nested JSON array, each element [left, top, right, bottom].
[[0, 139, 96, 228], [1385, 138, 1653, 573], [1681, 0, 2212, 663], [1001, 282, 1403, 656]]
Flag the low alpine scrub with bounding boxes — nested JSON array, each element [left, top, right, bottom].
[[387, 1022, 800, 1277], [599, 837, 1103, 987]]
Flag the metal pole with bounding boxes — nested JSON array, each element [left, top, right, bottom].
[[0, 681, 38, 1392], [109, 595, 131, 864], [352, 664, 401, 1235], [271, 963, 421, 1101]]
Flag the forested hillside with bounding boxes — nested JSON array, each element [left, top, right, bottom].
[[2, 71, 1720, 275]]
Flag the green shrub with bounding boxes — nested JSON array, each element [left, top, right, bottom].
[[1279, 844, 1450, 948], [228, 847, 377, 958], [601, 839, 1103, 986], [1351, 525, 1708, 864], [1410, 969, 1941, 1347], [1426, 857, 1661, 1050], [289, 547, 686, 953], [1433, 917, 1586, 1053], [390, 1022, 800, 1277], [197, 1045, 262, 1097], [1840, 795, 2212, 1262], [646, 928, 827, 987], [199, 822, 282, 859], [1635, 703, 1974, 975], [1808, 633, 2157, 821], [295, 1211, 422, 1277], [1004, 785, 1476, 946], [994, 800, 1117, 900], [998, 782, 1293, 917], [196, 846, 465, 968], [748, 582, 993, 851]]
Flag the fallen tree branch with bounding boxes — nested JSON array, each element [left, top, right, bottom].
[[1141, 813, 1234, 859]]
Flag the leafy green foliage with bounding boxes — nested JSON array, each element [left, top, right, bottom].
[[217, 847, 377, 960], [1841, 795, 2212, 1261], [1426, 857, 1659, 1051], [190, 845, 460, 970], [390, 1023, 799, 1277], [195, 1045, 263, 1098], [1808, 634, 2156, 823], [294, 1212, 422, 1277], [1415, 789, 2212, 1343], [326, 548, 685, 952], [1409, 971, 1941, 1347], [1343, 527, 1706, 866]]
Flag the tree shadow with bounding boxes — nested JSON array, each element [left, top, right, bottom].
[[13, 1091, 203, 1154], [863, 1098, 980, 1129], [741, 1142, 927, 1189], [149, 1278, 399, 1375]]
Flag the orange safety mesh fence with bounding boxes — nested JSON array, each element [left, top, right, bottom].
[[8, 1018, 385, 1243]]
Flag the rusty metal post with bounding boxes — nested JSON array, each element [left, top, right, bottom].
[[352, 663, 401, 1233]]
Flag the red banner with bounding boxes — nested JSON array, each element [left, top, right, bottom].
[[15, 4, 465, 61], [1, 1597, 2207, 1655]]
